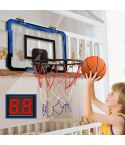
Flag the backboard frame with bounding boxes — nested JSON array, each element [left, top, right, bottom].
[[6, 19, 67, 71]]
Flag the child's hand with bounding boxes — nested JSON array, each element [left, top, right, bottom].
[[85, 71, 101, 87]]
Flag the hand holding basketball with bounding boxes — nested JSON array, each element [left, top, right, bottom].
[[81, 56, 106, 80], [85, 71, 101, 87]]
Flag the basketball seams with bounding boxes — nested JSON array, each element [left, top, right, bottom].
[[95, 56, 99, 73], [86, 56, 99, 76], [97, 72, 105, 80], [85, 58, 92, 72], [97, 62, 106, 76]]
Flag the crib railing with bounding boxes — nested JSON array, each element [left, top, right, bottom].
[[0, 118, 100, 135], [0, 119, 50, 135], [43, 123, 101, 135], [0, 118, 79, 135]]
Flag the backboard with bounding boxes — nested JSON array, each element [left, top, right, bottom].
[[6, 19, 66, 71]]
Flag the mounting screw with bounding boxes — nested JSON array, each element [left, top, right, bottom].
[[16, 18, 24, 22], [49, 26, 56, 30]]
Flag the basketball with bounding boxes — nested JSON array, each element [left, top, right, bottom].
[[81, 56, 106, 80]]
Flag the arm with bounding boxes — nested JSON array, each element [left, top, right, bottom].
[[90, 83, 108, 113], [83, 72, 124, 126]]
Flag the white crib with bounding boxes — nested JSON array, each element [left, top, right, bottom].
[[0, 119, 101, 135]]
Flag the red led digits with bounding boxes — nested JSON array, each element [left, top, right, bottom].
[[9, 98, 19, 114], [22, 98, 33, 114], [9, 98, 32, 115]]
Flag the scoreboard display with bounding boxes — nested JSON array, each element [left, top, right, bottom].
[[6, 94, 36, 118]]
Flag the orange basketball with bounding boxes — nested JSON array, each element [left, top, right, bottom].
[[81, 56, 106, 80]]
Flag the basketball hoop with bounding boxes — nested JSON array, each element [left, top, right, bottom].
[[33, 59, 83, 118]]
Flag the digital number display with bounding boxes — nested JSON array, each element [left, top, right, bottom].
[[6, 94, 36, 118]]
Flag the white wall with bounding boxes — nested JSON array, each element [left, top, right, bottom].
[[106, 11, 125, 88], [0, 10, 59, 26], [0, 10, 105, 39]]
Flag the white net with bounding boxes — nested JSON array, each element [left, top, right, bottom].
[[39, 77, 74, 118], [35, 63, 82, 119]]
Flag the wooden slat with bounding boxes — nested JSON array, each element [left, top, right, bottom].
[[0, 69, 35, 77], [0, 69, 84, 78]]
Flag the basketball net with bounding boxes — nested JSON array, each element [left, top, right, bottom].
[[34, 63, 82, 118]]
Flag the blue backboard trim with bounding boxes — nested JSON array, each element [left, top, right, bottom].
[[6, 19, 67, 71]]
